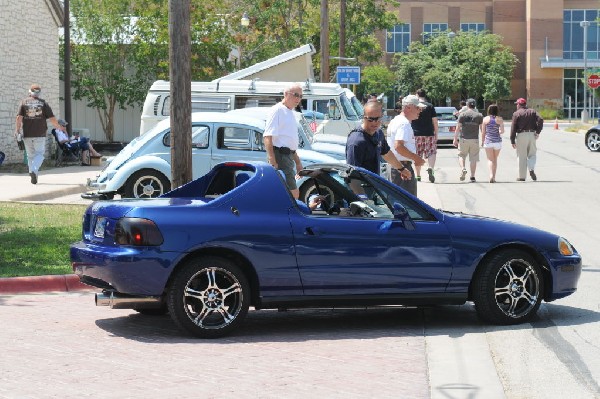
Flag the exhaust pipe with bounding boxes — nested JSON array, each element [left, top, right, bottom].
[[95, 291, 162, 310]]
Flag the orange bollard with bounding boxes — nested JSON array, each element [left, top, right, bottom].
[[554, 118, 559, 130]]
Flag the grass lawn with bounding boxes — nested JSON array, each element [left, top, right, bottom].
[[0, 203, 87, 278]]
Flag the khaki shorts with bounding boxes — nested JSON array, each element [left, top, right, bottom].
[[274, 149, 298, 190], [458, 138, 480, 162]]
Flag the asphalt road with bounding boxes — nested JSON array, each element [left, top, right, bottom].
[[1, 126, 599, 399]]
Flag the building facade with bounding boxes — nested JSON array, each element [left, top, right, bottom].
[[381, 0, 600, 118], [0, 0, 64, 164]]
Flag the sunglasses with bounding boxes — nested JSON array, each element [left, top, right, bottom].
[[363, 116, 382, 122], [288, 92, 303, 99]]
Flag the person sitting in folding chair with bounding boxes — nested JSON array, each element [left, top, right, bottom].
[[53, 119, 101, 164]]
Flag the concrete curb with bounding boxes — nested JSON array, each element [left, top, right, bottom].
[[0, 274, 93, 294]]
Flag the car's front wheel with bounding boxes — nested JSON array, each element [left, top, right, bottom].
[[586, 130, 600, 152], [123, 169, 171, 198], [167, 256, 250, 338], [472, 249, 544, 325]]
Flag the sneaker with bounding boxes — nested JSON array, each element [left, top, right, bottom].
[[416, 176, 421, 182], [427, 168, 435, 183], [460, 169, 467, 181], [516, 178, 525, 181], [470, 176, 476, 182], [529, 170, 537, 181], [29, 172, 37, 185]]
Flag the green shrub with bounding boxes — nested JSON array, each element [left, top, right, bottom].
[[538, 108, 564, 120]]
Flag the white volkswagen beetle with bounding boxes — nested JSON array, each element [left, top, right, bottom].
[[84, 112, 342, 199]]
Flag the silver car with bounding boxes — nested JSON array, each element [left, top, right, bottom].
[[435, 106, 458, 144]]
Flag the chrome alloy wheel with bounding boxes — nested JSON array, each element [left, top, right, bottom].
[[587, 131, 600, 152], [183, 267, 244, 330], [494, 259, 540, 319]]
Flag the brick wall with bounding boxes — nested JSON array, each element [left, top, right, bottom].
[[0, 0, 62, 164]]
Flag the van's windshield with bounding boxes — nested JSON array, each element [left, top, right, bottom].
[[339, 94, 359, 121]]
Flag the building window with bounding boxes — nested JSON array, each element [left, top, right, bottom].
[[460, 23, 485, 33], [386, 24, 410, 53], [564, 9, 599, 60], [423, 23, 448, 43], [562, 68, 598, 119]]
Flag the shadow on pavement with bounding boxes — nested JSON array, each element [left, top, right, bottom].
[[94, 302, 600, 342]]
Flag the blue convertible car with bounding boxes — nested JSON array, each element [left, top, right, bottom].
[[71, 162, 582, 338]]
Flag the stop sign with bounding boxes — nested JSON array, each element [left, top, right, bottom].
[[588, 74, 600, 89]]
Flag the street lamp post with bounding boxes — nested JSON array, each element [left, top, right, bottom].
[[581, 20, 590, 123]]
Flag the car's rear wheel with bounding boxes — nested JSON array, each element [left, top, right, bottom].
[[472, 249, 544, 325], [586, 130, 600, 152], [167, 256, 249, 338], [123, 169, 171, 198]]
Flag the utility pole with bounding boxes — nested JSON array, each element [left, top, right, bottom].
[[64, 0, 72, 135], [169, 0, 192, 189], [320, 0, 329, 83], [339, 0, 346, 67]]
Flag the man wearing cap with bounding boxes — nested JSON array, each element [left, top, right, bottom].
[[346, 101, 412, 180], [386, 95, 427, 196], [511, 98, 544, 181], [14, 84, 62, 184], [454, 98, 484, 182]]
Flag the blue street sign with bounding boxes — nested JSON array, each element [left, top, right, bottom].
[[337, 66, 361, 84]]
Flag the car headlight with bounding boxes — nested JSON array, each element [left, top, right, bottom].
[[558, 237, 574, 256], [115, 218, 164, 246]]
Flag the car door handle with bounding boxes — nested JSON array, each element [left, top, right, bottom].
[[304, 227, 323, 236]]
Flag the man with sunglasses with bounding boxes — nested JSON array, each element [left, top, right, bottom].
[[264, 84, 304, 199], [346, 101, 411, 180]]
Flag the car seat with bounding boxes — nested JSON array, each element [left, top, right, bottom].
[[235, 172, 250, 187], [50, 129, 82, 166]]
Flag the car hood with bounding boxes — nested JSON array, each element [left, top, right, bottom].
[[297, 148, 344, 164], [310, 142, 345, 159], [441, 210, 563, 251]]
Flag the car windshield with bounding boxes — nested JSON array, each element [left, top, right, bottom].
[[299, 167, 436, 221], [339, 94, 359, 121], [435, 108, 457, 121], [349, 95, 364, 118], [296, 114, 315, 148]]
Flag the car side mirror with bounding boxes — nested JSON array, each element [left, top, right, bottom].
[[393, 202, 415, 230]]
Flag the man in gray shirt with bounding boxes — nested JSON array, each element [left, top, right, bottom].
[[453, 98, 483, 182]]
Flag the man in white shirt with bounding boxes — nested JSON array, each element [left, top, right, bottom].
[[264, 84, 304, 199], [386, 95, 426, 196]]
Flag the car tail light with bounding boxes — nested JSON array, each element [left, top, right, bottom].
[[450, 126, 456, 132], [115, 218, 163, 246]]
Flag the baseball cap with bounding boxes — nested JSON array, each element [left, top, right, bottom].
[[402, 94, 427, 108], [466, 98, 476, 106], [57, 118, 68, 126], [515, 98, 527, 105]]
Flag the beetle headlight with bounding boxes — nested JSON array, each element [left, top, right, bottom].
[[558, 237, 574, 256]]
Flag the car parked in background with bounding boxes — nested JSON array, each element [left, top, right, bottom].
[[435, 106, 458, 144], [71, 161, 582, 338], [83, 112, 341, 200], [585, 125, 600, 151]]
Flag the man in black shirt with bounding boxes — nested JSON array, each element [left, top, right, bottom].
[[346, 101, 411, 179], [411, 89, 438, 183]]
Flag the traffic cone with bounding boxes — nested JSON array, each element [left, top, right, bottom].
[[554, 118, 559, 130]]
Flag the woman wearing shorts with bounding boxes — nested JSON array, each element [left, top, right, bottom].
[[481, 104, 504, 183]]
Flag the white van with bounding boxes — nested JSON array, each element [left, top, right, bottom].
[[140, 79, 362, 138]]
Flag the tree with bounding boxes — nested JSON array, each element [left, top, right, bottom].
[[393, 31, 518, 104], [358, 65, 396, 100], [68, 0, 235, 142]]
